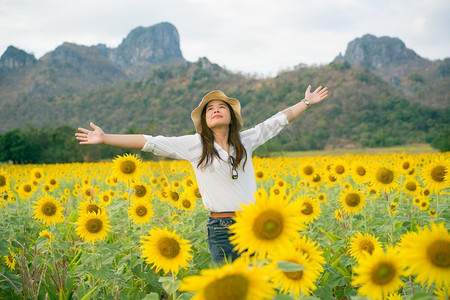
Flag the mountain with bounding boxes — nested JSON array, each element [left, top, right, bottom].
[[334, 34, 449, 107], [0, 22, 186, 103], [0, 27, 448, 154]]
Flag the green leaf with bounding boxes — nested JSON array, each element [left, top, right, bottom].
[[141, 293, 160, 300], [277, 261, 304, 272]]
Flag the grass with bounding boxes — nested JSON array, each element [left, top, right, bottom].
[[266, 143, 440, 157]]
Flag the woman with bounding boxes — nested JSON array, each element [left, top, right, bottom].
[[75, 85, 328, 264]]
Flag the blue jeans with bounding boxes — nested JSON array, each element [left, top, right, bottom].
[[206, 217, 240, 264]]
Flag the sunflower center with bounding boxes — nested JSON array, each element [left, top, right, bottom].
[[169, 191, 179, 202], [376, 167, 394, 184], [194, 188, 201, 198], [35, 172, 42, 179], [256, 171, 264, 179], [102, 195, 110, 202], [431, 166, 446, 182], [427, 240, 450, 268], [0, 175, 6, 186], [157, 237, 180, 259], [405, 181, 417, 191], [273, 188, 280, 195], [41, 201, 57, 216], [345, 193, 361, 207], [24, 184, 32, 192], [134, 185, 147, 197], [313, 174, 321, 182], [335, 165, 345, 174], [356, 166, 366, 176], [301, 203, 313, 215], [120, 161, 136, 174], [253, 210, 284, 240], [85, 218, 103, 233], [136, 205, 147, 217], [371, 262, 396, 285], [86, 204, 100, 214], [50, 179, 56, 185], [182, 199, 191, 208], [318, 195, 325, 201], [283, 269, 303, 280], [423, 189, 430, 196], [359, 240, 375, 254], [402, 162, 410, 170], [303, 166, 313, 176], [204, 274, 249, 300]]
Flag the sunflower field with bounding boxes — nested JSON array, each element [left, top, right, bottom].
[[0, 152, 449, 299]]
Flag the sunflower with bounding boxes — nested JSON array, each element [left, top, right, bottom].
[[98, 191, 112, 206], [271, 247, 321, 297], [129, 198, 154, 224], [0, 168, 9, 189], [335, 209, 344, 221], [75, 211, 111, 243], [367, 162, 399, 194], [81, 184, 96, 200], [428, 209, 437, 218], [402, 178, 420, 196], [179, 191, 196, 211], [315, 193, 326, 204], [39, 230, 53, 245], [295, 196, 322, 224], [254, 165, 267, 181], [349, 232, 383, 262], [112, 153, 143, 182], [229, 189, 304, 258], [338, 187, 366, 214], [179, 257, 275, 299], [352, 246, 405, 299], [398, 222, 450, 289], [78, 199, 104, 215], [419, 198, 430, 211], [130, 182, 152, 201], [17, 182, 35, 199], [32, 194, 65, 225], [299, 161, 316, 180], [420, 157, 449, 192], [30, 167, 44, 182], [292, 235, 325, 272], [329, 159, 349, 181], [4, 247, 16, 271], [139, 227, 193, 275], [351, 160, 370, 185]]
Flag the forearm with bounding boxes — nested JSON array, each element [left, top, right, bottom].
[[102, 134, 147, 149], [282, 100, 309, 123]]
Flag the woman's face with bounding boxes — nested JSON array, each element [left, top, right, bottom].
[[204, 100, 232, 131]]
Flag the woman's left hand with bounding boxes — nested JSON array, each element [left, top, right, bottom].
[[305, 85, 328, 105]]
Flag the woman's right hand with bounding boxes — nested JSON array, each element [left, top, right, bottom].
[[75, 122, 105, 144]]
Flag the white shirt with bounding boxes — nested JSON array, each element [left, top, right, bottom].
[[142, 111, 289, 212]]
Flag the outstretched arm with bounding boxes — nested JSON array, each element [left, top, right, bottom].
[[75, 122, 147, 149], [282, 85, 328, 123]]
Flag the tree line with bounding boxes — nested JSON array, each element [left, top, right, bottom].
[[0, 123, 448, 164]]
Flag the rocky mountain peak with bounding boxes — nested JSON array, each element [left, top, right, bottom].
[[0, 45, 37, 69], [335, 34, 430, 71], [108, 22, 185, 78]]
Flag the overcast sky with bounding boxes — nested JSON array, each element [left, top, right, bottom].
[[1, 0, 449, 76]]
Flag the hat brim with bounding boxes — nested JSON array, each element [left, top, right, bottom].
[[191, 90, 243, 133]]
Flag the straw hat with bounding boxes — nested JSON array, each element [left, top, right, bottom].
[[191, 90, 243, 133]]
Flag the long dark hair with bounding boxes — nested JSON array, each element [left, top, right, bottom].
[[197, 102, 247, 170]]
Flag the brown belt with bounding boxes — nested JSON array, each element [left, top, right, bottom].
[[210, 212, 236, 218]]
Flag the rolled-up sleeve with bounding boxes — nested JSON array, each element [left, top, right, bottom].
[[240, 112, 289, 152], [141, 134, 201, 161]]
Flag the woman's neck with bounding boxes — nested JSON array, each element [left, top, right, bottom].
[[212, 127, 230, 152]]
